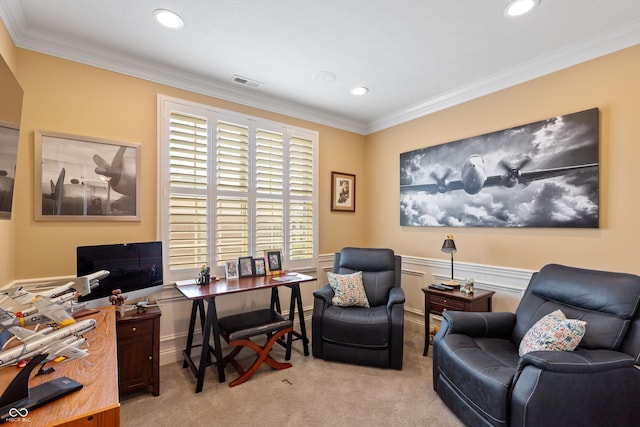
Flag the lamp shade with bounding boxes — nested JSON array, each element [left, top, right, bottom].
[[441, 235, 457, 254]]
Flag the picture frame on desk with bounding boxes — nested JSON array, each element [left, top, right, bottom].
[[265, 250, 283, 275], [238, 256, 254, 277], [225, 260, 239, 279], [253, 258, 266, 276]]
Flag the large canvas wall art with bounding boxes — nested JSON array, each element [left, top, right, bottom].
[[400, 108, 599, 227], [0, 125, 20, 219], [35, 130, 140, 221]]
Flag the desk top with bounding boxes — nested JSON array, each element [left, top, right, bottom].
[[0, 306, 119, 426], [174, 273, 316, 300]]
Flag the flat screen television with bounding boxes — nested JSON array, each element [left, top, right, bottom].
[[76, 241, 164, 308]]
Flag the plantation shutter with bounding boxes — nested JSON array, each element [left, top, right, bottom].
[[168, 112, 209, 269], [256, 129, 284, 254], [289, 136, 314, 260], [215, 121, 249, 264], [161, 96, 317, 279]]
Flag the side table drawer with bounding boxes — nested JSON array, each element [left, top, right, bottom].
[[430, 295, 466, 314], [117, 319, 153, 338]]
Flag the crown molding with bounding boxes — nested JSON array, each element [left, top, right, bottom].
[[14, 35, 369, 135], [366, 18, 640, 134], [1, 3, 639, 136]]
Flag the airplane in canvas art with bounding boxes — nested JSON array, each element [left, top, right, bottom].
[[43, 145, 136, 216], [400, 155, 598, 195]]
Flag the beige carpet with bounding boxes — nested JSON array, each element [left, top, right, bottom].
[[120, 325, 462, 427]]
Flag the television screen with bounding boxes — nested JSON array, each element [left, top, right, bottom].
[[76, 241, 163, 304]]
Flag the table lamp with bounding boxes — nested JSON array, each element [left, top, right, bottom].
[[441, 234, 459, 287]]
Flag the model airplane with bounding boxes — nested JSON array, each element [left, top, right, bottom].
[[73, 269, 110, 296], [0, 298, 84, 329], [0, 270, 109, 328], [123, 300, 161, 314], [401, 154, 598, 195], [0, 318, 96, 368], [7, 270, 107, 302]]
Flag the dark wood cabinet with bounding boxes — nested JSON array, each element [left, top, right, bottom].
[[422, 287, 494, 356], [116, 306, 161, 396]]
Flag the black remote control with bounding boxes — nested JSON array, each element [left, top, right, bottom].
[[429, 283, 454, 291]]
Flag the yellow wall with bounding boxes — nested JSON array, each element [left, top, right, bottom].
[[365, 45, 640, 274], [4, 18, 640, 281], [0, 20, 16, 285], [11, 49, 367, 279]]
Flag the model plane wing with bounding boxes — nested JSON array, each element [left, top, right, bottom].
[[0, 309, 14, 327], [49, 338, 89, 360], [33, 296, 75, 326], [8, 325, 37, 341]]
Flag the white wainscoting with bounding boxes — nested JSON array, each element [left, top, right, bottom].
[[399, 255, 533, 334], [1, 255, 534, 366]]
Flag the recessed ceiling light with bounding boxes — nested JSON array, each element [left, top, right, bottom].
[[351, 86, 369, 96], [153, 9, 184, 29], [313, 71, 337, 83], [504, 0, 539, 17]]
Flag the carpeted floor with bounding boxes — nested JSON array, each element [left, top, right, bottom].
[[120, 325, 462, 427]]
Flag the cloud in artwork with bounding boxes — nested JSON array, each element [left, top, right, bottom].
[[399, 108, 599, 228]]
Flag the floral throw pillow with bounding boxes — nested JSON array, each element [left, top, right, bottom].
[[327, 271, 370, 308], [519, 309, 586, 357]]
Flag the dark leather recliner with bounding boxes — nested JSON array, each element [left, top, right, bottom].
[[433, 263, 640, 427], [312, 247, 404, 369]]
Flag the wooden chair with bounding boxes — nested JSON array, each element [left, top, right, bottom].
[[218, 309, 293, 387]]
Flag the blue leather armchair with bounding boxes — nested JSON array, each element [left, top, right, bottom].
[[312, 247, 404, 369], [433, 263, 640, 426]]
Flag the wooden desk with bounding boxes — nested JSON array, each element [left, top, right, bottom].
[[0, 306, 119, 426], [175, 273, 316, 393], [422, 287, 495, 356]]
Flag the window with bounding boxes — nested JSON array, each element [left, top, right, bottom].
[[159, 96, 317, 280]]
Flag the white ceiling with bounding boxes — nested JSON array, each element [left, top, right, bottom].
[[1, 1, 639, 134]]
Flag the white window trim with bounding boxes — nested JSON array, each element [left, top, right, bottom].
[[157, 94, 318, 282]]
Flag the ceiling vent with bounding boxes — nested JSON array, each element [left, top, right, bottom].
[[231, 75, 263, 89]]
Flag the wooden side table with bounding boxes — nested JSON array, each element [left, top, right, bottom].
[[116, 305, 161, 396], [422, 287, 494, 356]]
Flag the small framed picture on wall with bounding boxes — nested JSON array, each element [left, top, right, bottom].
[[331, 171, 355, 212]]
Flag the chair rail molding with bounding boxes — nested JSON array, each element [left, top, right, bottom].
[[4, 255, 534, 366]]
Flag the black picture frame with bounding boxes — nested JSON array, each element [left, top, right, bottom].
[[253, 258, 266, 276], [266, 250, 282, 272], [238, 256, 254, 277]]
